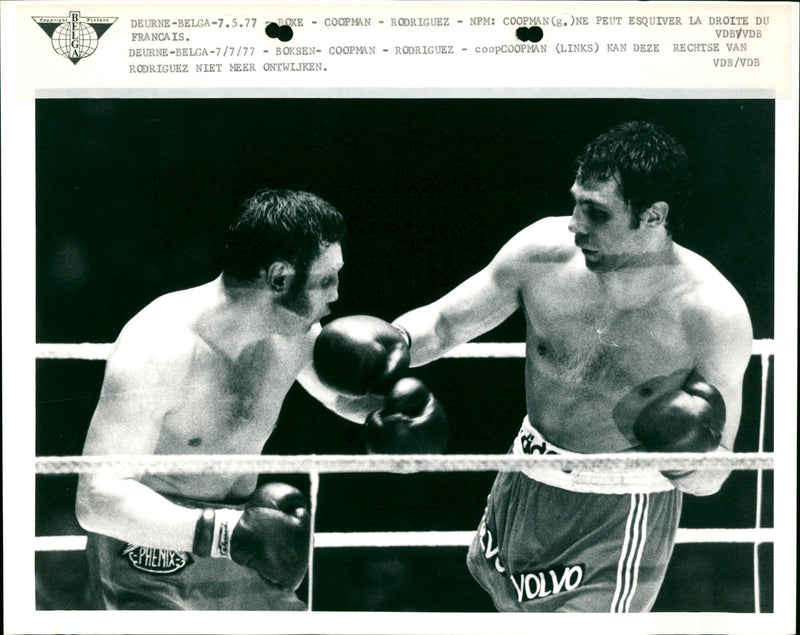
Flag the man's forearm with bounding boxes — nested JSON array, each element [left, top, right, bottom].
[[330, 393, 384, 423], [76, 475, 202, 551], [665, 468, 732, 496], [663, 448, 733, 496], [394, 308, 451, 367]]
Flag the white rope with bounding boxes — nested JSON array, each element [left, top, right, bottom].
[[753, 352, 771, 613], [307, 471, 320, 613], [309, 527, 777, 548], [36, 342, 112, 360], [33, 527, 776, 553], [35, 451, 774, 476], [34, 339, 775, 360]]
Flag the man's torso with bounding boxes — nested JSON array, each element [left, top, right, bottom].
[[517, 221, 716, 453], [126, 289, 315, 502]]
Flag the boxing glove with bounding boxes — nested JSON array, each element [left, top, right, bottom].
[[313, 315, 411, 395], [193, 483, 310, 590], [633, 370, 726, 453], [365, 377, 448, 454]]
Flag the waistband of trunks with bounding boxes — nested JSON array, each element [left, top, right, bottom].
[[511, 417, 675, 494]]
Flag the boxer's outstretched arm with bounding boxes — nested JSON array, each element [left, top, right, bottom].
[[75, 331, 203, 552], [394, 228, 534, 367]]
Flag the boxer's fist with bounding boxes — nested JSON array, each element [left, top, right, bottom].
[[365, 377, 448, 454], [313, 315, 410, 395], [633, 370, 726, 453], [230, 483, 311, 590]]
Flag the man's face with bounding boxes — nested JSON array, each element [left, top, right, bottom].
[[277, 243, 343, 330], [567, 177, 648, 273]]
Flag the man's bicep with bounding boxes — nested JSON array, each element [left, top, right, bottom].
[[430, 258, 521, 345], [297, 324, 341, 409], [698, 367, 743, 452], [82, 350, 171, 456], [298, 361, 383, 423], [296, 361, 337, 409], [693, 311, 753, 451]]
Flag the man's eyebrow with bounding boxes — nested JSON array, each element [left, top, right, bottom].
[[310, 263, 344, 277], [571, 191, 602, 207]]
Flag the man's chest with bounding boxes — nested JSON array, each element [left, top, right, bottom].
[[159, 341, 309, 451], [522, 281, 694, 389]]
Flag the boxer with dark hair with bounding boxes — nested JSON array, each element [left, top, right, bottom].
[[76, 188, 445, 610], [393, 122, 753, 612]]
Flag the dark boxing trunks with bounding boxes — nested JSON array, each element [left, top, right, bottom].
[[84, 493, 307, 611], [85, 532, 306, 610], [466, 419, 682, 612]]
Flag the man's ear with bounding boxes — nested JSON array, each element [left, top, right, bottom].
[[642, 201, 669, 228], [264, 260, 293, 292]]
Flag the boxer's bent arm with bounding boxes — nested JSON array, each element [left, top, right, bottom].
[[297, 361, 383, 423], [75, 332, 202, 552], [76, 474, 201, 551], [668, 292, 753, 496], [395, 243, 523, 368]]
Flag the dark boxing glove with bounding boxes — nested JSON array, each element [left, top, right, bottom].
[[193, 483, 310, 590], [313, 315, 411, 395], [633, 370, 726, 454], [365, 377, 448, 454]]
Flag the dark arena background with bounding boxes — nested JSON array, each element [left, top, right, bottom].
[[35, 98, 774, 612]]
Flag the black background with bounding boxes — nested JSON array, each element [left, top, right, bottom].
[[35, 98, 774, 611]]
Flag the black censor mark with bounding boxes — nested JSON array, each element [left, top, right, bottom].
[[266, 22, 293, 42], [516, 26, 544, 43]]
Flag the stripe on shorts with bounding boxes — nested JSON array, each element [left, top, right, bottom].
[[611, 492, 650, 613]]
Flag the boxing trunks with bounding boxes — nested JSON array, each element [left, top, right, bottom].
[[467, 418, 682, 612], [84, 497, 306, 611]]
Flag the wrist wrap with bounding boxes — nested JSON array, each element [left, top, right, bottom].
[[392, 323, 412, 349], [192, 509, 215, 557], [193, 508, 244, 558]]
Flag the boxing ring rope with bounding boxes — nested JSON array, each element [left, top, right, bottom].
[[753, 342, 771, 614], [33, 339, 776, 360], [35, 339, 775, 612], [34, 450, 775, 475]]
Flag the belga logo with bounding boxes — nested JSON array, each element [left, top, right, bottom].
[[33, 11, 117, 65]]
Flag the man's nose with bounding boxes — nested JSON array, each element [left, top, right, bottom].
[[567, 207, 586, 234]]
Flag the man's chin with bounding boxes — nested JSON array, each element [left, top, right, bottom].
[[584, 250, 670, 273], [282, 318, 316, 337], [582, 251, 605, 272], [273, 305, 315, 335], [293, 313, 319, 332]]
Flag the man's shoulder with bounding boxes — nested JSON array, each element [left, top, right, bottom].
[[499, 216, 577, 265], [674, 247, 752, 345], [111, 291, 203, 371], [517, 215, 574, 244], [677, 247, 748, 313]]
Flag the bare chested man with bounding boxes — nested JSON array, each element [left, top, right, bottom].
[[392, 121, 753, 612], [75, 189, 444, 610]]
